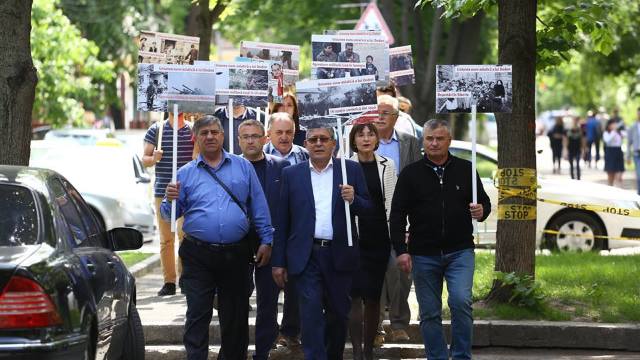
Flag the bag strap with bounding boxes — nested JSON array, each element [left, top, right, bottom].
[[198, 162, 248, 218]]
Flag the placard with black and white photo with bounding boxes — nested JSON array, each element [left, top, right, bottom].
[[389, 45, 415, 86], [311, 34, 389, 85], [208, 61, 270, 108], [137, 63, 216, 113], [436, 64, 512, 114], [137, 31, 200, 65], [296, 75, 377, 129]]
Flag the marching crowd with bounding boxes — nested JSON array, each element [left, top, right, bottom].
[[142, 86, 492, 360]]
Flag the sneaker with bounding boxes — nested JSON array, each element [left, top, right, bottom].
[[276, 334, 301, 348], [157, 282, 176, 296], [390, 329, 410, 342], [373, 333, 385, 348]]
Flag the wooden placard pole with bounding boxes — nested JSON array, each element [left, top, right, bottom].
[[336, 117, 353, 247], [171, 103, 179, 232]]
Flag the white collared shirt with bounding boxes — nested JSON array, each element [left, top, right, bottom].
[[309, 159, 334, 240]]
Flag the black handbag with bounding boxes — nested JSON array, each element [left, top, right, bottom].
[[199, 162, 260, 258]]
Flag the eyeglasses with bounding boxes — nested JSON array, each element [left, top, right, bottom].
[[239, 134, 264, 141], [306, 136, 332, 144], [378, 111, 398, 118], [198, 129, 222, 136]]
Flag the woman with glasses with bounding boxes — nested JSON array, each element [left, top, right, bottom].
[[348, 122, 397, 360]]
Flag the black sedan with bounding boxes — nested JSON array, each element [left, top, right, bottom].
[[0, 166, 145, 360]]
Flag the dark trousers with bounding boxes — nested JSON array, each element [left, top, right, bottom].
[[280, 279, 300, 338], [293, 245, 353, 360], [568, 150, 581, 180], [253, 264, 279, 360], [586, 138, 601, 164], [179, 239, 250, 360]]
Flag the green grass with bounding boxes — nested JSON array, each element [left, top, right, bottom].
[[119, 251, 154, 268], [444, 252, 640, 323]]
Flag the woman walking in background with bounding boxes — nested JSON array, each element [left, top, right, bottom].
[[566, 116, 586, 180], [348, 123, 397, 360], [603, 119, 626, 186], [548, 116, 566, 174]]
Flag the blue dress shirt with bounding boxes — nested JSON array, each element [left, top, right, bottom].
[[161, 151, 273, 245], [376, 130, 401, 175]]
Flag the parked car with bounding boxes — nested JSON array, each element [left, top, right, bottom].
[[449, 140, 640, 251], [0, 165, 144, 359], [29, 141, 156, 243]]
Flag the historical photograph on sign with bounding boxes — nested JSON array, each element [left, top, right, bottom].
[[240, 42, 300, 102], [137, 31, 199, 65], [436, 65, 512, 114], [389, 45, 415, 86], [137, 64, 216, 113], [311, 34, 389, 85], [137, 64, 168, 112], [296, 76, 377, 129], [210, 61, 270, 108]]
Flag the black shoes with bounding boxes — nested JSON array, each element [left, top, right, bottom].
[[157, 282, 176, 296]]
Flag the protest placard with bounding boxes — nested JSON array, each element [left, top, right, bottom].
[[240, 41, 300, 102], [136, 63, 216, 113], [210, 61, 270, 108], [296, 75, 377, 129], [311, 34, 389, 85], [389, 45, 415, 86], [137, 31, 200, 65], [436, 64, 512, 114]]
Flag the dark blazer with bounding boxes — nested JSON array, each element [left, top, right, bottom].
[[272, 159, 371, 275], [262, 154, 291, 219], [397, 131, 422, 172]]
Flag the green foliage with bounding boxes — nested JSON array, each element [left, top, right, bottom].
[[31, 0, 115, 126], [495, 271, 546, 308], [417, 0, 495, 18]]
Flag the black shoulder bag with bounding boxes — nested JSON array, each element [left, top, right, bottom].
[[199, 163, 260, 258]]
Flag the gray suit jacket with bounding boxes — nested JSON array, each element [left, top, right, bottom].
[[397, 131, 422, 172]]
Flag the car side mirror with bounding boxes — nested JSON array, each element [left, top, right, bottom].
[[136, 173, 151, 184], [108, 227, 143, 251]]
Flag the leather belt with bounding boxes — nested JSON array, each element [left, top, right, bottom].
[[313, 238, 332, 247], [184, 234, 243, 250]]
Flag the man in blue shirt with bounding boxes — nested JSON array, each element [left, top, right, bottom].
[[163, 115, 273, 360]]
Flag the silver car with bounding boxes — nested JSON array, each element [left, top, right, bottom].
[[30, 140, 157, 242]]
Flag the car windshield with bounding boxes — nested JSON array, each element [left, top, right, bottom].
[[0, 184, 39, 246], [449, 147, 498, 178]]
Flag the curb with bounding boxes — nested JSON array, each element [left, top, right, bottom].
[[129, 253, 161, 278], [141, 320, 640, 352]]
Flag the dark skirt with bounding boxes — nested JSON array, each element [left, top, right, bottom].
[[351, 245, 389, 301], [604, 146, 624, 172]]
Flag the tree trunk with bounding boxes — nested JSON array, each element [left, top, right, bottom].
[[0, 0, 37, 166], [197, 0, 229, 61], [487, 0, 538, 303]]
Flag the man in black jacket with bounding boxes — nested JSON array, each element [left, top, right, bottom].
[[390, 119, 491, 360]]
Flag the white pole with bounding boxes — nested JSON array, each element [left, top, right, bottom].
[[157, 119, 164, 150], [228, 98, 234, 154], [171, 104, 178, 232], [471, 104, 478, 240], [336, 117, 353, 247], [256, 107, 261, 124], [264, 105, 270, 129]]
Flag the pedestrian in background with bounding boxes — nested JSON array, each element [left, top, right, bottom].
[[548, 116, 566, 174], [627, 108, 640, 194], [566, 116, 585, 180], [603, 119, 626, 187], [584, 110, 602, 168]]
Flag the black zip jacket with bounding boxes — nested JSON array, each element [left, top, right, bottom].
[[390, 153, 491, 256]]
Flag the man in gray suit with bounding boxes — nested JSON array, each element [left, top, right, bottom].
[[374, 94, 422, 344]]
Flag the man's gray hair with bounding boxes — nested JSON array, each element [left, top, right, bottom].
[[238, 119, 265, 136], [423, 119, 451, 133], [267, 112, 296, 131], [193, 115, 223, 135], [377, 94, 399, 111], [306, 126, 335, 139]]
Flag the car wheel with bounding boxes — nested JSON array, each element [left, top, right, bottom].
[[544, 211, 606, 252], [120, 304, 145, 360]]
